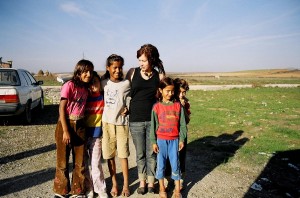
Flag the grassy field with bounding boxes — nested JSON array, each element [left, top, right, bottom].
[[187, 87, 300, 169]]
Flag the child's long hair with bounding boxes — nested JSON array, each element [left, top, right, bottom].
[[137, 44, 165, 75], [157, 77, 176, 102], [102, 54, 124, 80], [72, 59, 94, 87]]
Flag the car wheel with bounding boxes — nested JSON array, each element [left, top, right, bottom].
[[22, 101, 32, 124]]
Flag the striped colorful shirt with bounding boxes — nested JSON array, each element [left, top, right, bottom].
[[85, 92, 104, 137]]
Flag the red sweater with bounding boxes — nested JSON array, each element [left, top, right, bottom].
[[150, 101, 187, 143]]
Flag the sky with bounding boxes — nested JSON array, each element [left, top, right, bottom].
[[0, 0, 300, 73]]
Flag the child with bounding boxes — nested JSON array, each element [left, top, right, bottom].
[[101, 54, 131, 197], [84, 71, 108, 198], [150, 77, 187, 198], [174, 78, 191, 190], [53, 59, 94, 198], [165, 78, 191, 191]]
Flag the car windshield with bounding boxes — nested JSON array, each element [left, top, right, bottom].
[[0, 70, 21, 86]]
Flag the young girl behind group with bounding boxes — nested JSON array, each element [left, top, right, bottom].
[[53, 59, 94, 198], [101, 54, 131, 197], [84, 71, 108, 198], [150, 77, 187, 198], [165, 78, 191, 191]]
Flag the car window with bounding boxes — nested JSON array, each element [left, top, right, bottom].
[[25, 71, 37, 84], [21, 71, 32, 86], [0, 70, 21, 86]]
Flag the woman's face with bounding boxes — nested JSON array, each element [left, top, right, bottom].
[[138, 54, 151, 73]]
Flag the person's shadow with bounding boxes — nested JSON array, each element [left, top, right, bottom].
[[179, 130, 249, 197], [243, 149, 300, 198]]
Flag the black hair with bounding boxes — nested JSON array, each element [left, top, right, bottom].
[[157, 77, 176, 101], [71, 59, 94, 87], [102, 54, 124, 80]]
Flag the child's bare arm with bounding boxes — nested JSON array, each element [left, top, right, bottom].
[[59, 99, 70, 145]]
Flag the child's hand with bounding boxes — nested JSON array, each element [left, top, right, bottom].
[[153, 144, 159, 153], [179, 142, 184, 151], [62, 131, 71, 145], [121, 106, 129, 116]]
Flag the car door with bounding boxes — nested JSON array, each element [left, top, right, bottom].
[[23, 71, 41, 108], [17, 70, 31, 106]]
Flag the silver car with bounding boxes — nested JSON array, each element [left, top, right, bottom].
[[0, 68, 44, 124]]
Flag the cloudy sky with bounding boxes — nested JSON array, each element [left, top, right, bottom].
[[0, 0, 300, 73]]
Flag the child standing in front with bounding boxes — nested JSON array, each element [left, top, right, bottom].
[[84, 71, 108, 198], [150, 77, 187, 198], [53, 59, 94, 198], [101, 54, 131, 197]]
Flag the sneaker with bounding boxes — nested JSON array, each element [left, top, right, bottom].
[[98, 191, 109, 198]]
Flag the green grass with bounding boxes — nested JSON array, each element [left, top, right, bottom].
[[187, 87, 300, 167], [169, 75, 300, 85], [35, 75, 61, 86]]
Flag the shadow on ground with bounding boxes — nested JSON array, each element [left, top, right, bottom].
[[0, 167, 55, 196], [0, 144, 56, 164], [179, 130, 249, 198], [244, 149, 300, 198], [0, 104, 59, 126]]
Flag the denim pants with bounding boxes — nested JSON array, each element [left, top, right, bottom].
[[53, 119, 86, 196], [156, 139, 180, 181], [129, 121, 156, 183]]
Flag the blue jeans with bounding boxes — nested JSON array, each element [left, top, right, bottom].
[[156, 139, 180, 181], [129, 121, 156, 183]]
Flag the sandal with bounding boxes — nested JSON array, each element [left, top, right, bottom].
[[121, 187, 131, 197], [136, 187, 146, 195], [159, 191, 167, 198], [148, 187, 155, 194], [110, 186, 118, 197]]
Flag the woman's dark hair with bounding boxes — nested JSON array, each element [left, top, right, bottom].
[[137, 44, 165, 75], [157, 77, 176, 101], [72, 59, 94, 87], [102, 54, 124, 80]]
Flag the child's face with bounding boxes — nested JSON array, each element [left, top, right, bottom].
[[160, 85, 174, 102], [179, 87, 187, 99], [138, 54, 151, 73], [80, 67, 93, 83], [90, 76, 101, 93], [107, 61, 123, 81]]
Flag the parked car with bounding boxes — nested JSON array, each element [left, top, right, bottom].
[[0, 68, 44, 124]]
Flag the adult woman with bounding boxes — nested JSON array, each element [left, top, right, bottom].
[[126, 44, 165, 194]]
